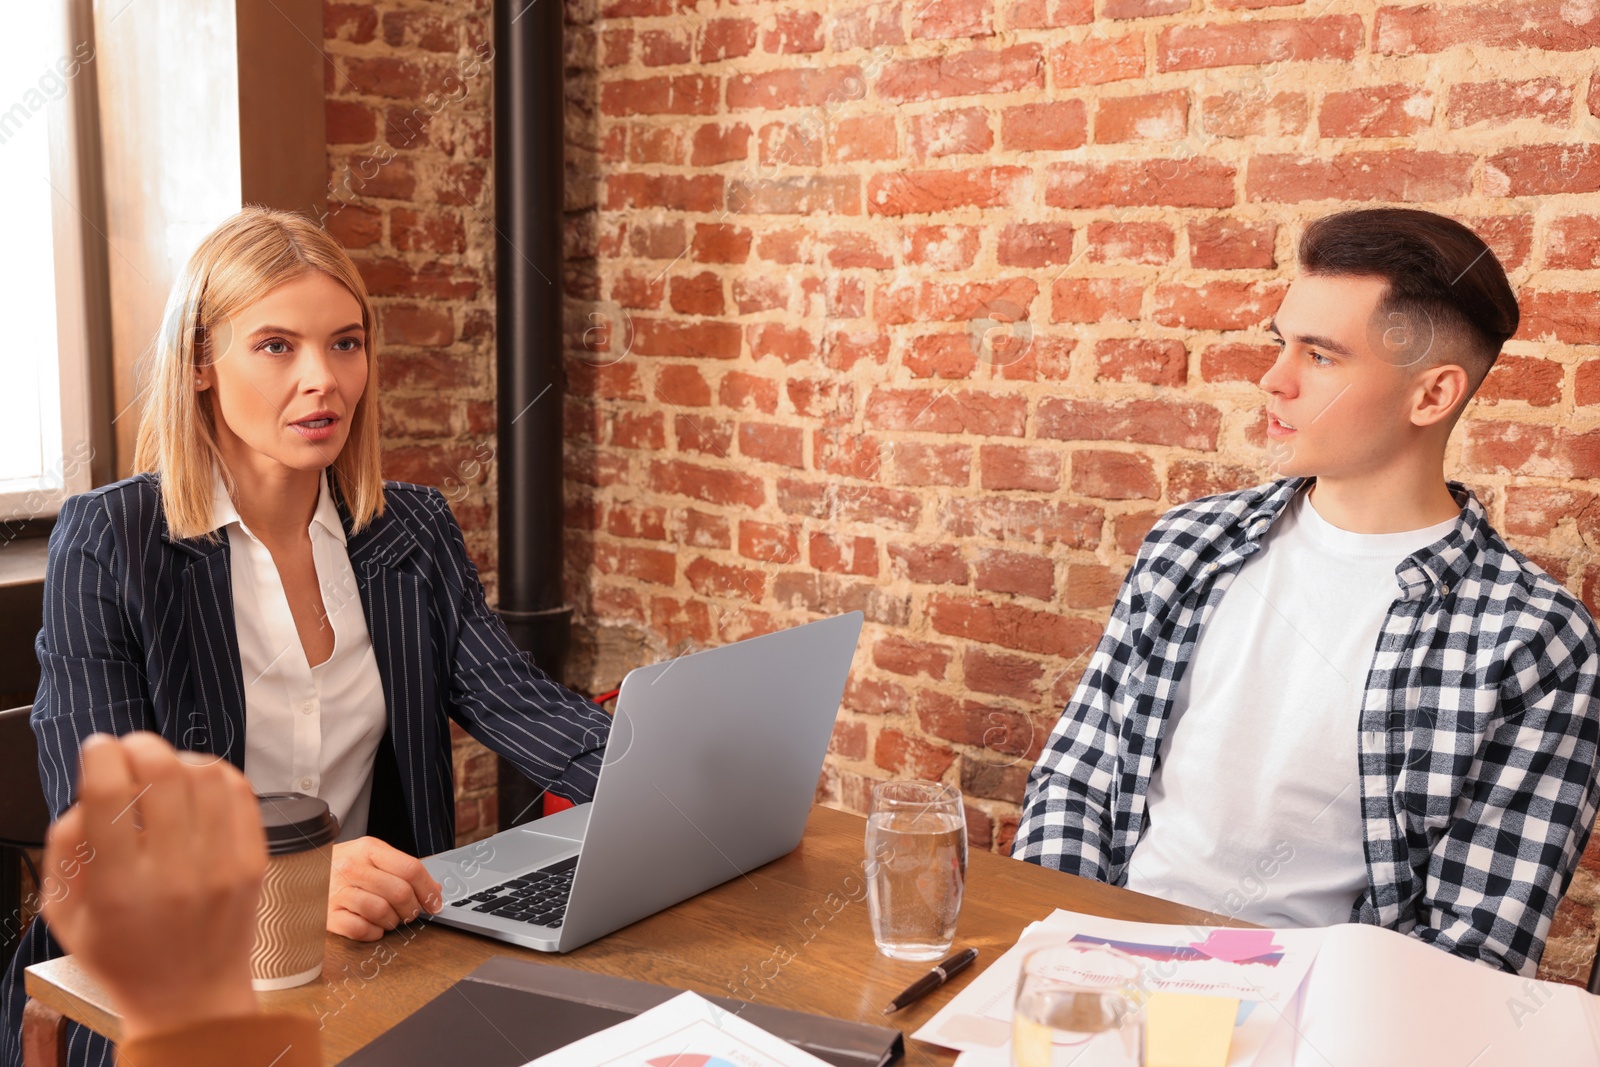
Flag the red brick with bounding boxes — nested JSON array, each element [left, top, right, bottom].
[[738, 422, 805, 467], [1114, 511, 1161, 554], [973, 549, 1054, 601], [1094, 338, 1187, 385], [1477, 356, 1563, 407], [1050, 31, 1145, 87], [1167, 459, 1261, 502], [887, 543, 969, 585], [595, 543, 677, 585], [939, 498, 1102, 548], [865, 389, 1026, 436], [1008, 0, 1094, 29], [813, 428, 885, 479], [963, 645, 1046, 701], [610, 269, 664, 310], [843, 676, 911, 716], [653, 365, 712, 407], [1248, 151, 1476, 203], [690, 123, 751, 166], [668, 272, 725, 316], [826, 231, 894, 270], [355, 257, 481, 301], [605, 174, 723, 212], [1096, 90, 1188, 143], [1151, 280, 1284, 330], [641, 28, 692, 66], [833, 3, 908, 50], [1000, 101, 1087, 153], [728, 66, 864, 110], [602, 29, 633, 66], [739, 520, 800, 564], [699, 18, 757, 62], [905, 335, 978, 380], [1504, 486, 1596, 538], [1200, 341, 1277, 383], [996, 222, 1075, 267], [325, 3, 377, 43], [874, 729, 957, 780], [903, 226, 982, 269], [604, 503, 668, 542], [763, 9, 824, 52], [830, 114, 898, 162], [1320, 84, 1435, 138], [1066, 564, 1123, 609], [878, 277, 1039, 325], [634, 318, 742, 359], [1188, 217, 1276, 269], [979, 444, 1060, 491], [1460, 421, 1558, 475], [893, 442, 972, 486], [1046, 159, 1236, 208], [627, 220, 686, 259], [908, 108, 993, 161], [1519, 290, 1600, 345], [728, 175, 860, 215], [913, 0, 994, 38], [690, 223, 752, 265], [675, 413, 733, 456], [1050, 278, 1144, 323], [648, 596, 712, 646], [917, 691, 1044, 760], [1448, 78, 1572, 129], [648, 459, 764, 507], [868, 166, 1026, 215], [754, 228, 813, 264], [1105, 0, 1189, 15], [627, 125, 684, 166], [326, 99, 376, 144], [1158, 15, 1364, 71], [829, 721, 868, 761], [382, 303, 453, 347], [1374, 0, 1600, 55], [961, 756, 1031, 804], [611, 410, 665, 450], [1087, 221, 1174, 264], [383, 395, 453, 439], [719, 371, 779, 414], [877, 45, 1044, 104], [874, 636, 953, 680], [758, 122, 824, 167], [1071, 450, 1160, 499], [1579, 360, 1600, 406], [1485, 145, 1600, 197], [928, 595, 1102, 658], [1040, 398, 1221, 450], [786, 377, 854, 420], [748, 323, 814, 364], [391, 208, 465, 254], [600, 75, 720, 116], [684, 557, 766, 602], [1200, 90, 1308, 138], [1545, 216, 1600, 270], [810, 532, 878, 576], [325, 204, 381, 249]]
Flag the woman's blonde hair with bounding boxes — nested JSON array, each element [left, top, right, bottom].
[[132, 205, 384, 539]]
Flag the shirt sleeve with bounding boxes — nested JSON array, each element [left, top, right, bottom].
[[116, 1013, 321, 1067], [1410, 601, 1600, 976], [427, 489, 612, 805], [1011, 550, 1151, 880]]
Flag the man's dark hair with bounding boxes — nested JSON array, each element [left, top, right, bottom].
[[1297, 208, 1520, 402]]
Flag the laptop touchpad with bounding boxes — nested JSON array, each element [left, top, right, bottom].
[[479, 830, 579, 876]]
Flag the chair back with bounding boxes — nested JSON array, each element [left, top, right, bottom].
[[0, 706, 49, 848]]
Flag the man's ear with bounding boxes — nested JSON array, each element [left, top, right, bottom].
[[1411, 362, 1470, 429]]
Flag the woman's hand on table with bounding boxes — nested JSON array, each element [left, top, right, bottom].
[[40, 731, 266, 1043], [326, 836, 443, 941]]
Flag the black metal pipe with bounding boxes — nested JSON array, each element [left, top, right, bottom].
[[494, 0, 571, 829]]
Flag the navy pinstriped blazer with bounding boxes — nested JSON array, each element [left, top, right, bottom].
[[2, 473, 611, 1067]]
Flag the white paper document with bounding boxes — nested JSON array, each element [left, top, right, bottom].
[[521, 990, 833, 1067], [914, 909, 1325, 1067]]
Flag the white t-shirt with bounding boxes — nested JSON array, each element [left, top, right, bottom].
[[214, 468, 389, 842], [1123, 484, 1459, 926]]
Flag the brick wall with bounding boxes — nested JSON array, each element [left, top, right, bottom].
[[328, 0, 1600, 984]]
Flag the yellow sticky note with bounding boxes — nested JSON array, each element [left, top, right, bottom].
[[1145, 991, 1238, 1067]]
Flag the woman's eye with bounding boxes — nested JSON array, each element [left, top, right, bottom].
[[260, 340, 290, 355], [333, 337, 364, 352]]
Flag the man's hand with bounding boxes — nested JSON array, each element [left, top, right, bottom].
[[40, 732, 267, 1043], [326, 837, 442, 941]]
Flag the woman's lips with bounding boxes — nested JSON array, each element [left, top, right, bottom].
[[1267, 414, 1296, 438], [289, 416, 339, 442]]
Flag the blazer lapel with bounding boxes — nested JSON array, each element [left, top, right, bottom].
[[165, 534, 248, 770]]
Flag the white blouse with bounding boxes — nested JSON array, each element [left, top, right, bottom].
[[209, 467, 388, 841]]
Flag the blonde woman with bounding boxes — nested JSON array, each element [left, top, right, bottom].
[[2, 206, 611, 1067]]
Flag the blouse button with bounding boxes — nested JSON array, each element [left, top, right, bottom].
[[300, 777, 314, 791]]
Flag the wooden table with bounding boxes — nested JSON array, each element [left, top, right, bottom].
[[24, 804, 1244, 1066]]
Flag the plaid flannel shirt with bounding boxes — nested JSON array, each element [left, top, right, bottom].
[[1013, 475, 1600, 976]]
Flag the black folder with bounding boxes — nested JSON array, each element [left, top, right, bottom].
[[340, 956, 905, 1066]]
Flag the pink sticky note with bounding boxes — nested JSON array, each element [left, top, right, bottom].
[[1188, 929, 1283, 963]]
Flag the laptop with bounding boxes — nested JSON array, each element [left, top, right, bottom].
[[422, 610, 864, 952]]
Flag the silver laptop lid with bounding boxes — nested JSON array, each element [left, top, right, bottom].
[[557, 610, 863, 950]]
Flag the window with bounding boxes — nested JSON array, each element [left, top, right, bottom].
[[0, 1, 98, 523]]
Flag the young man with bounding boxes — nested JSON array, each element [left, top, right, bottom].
[[1013, 207, 1600, 977]]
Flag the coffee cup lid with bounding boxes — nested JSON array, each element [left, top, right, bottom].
[[256, 792, 339, 855]]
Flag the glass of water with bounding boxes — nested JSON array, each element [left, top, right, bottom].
[[864, 780, 967, 960], [1012, 942, 1144, 1067]]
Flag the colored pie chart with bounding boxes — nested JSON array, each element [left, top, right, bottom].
[[646, 1057, 738, 1067]]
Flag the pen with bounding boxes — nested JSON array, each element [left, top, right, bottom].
[[880, 947, 980, 1014]]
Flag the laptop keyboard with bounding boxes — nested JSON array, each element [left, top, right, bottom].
[[449, 854, 578, 928]]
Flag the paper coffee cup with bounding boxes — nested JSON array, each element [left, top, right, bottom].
[[251, 793, 338, 991]]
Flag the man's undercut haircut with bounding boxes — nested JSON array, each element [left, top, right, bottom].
[[1297, 208, 1520, 402]]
